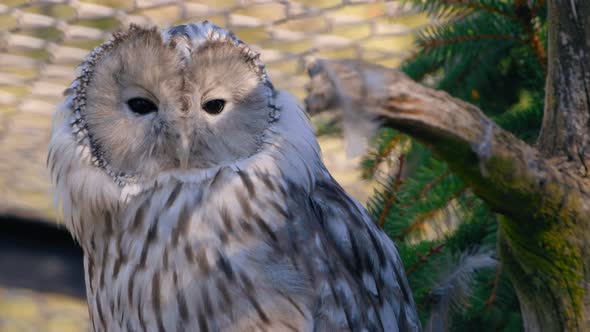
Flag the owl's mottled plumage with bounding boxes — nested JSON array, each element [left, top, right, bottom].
[[48, 22, 420, 331]]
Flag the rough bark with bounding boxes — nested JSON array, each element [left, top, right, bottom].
[[304, 2, 590, 329], [538, 0, 590, 165]]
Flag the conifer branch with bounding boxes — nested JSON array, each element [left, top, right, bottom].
[[528, 30, 547, 70], [395, 186, 467, 241], [394, 209, 437, 241], [420, 170, 452, 198], [443, 0, 515, 18], [514, 1, 547, 70], [406, 243, 446, 276], [377, 154, 406, 227], [419, 34, 522, 51], [401, 170, 452, 208], [485, 264, 503, 310], [363, 133, 403, 179]]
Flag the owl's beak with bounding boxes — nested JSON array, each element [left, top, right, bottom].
[[176, 133, 191, 169]]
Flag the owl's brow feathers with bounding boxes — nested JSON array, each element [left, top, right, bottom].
[[60, 22, 279, 188]]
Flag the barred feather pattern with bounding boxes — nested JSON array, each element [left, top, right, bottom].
[[48, 22, 420, 332]]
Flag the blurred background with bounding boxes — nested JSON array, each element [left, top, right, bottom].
[[0, 0, 426, 330]]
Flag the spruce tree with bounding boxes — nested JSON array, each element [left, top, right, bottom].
[[362, 1, 547, 330]]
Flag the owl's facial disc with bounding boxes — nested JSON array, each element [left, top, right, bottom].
[[77, 23, 277, 184]]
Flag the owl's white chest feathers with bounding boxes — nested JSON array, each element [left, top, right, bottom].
[[86, 167, 319, 332]]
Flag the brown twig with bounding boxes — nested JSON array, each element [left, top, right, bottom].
[[420, 34, 523, 51], [401, 170, 452, 208], [364, 134, 403, 179], [444, 0, 516, 19], [485, 264, 503, 310], [395, 186, 468, 241], [424, 0, 546, 70], [421, 170, 452, 197], [394, 209, 437, 241], [406, 243, 446, 276], [377, 154, 406, 228], [514, 0, 547, 71]]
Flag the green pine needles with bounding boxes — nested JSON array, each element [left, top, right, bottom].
[[363, 1, 547, 330]]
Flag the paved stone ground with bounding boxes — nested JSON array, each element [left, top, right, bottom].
[[0, 288, 88, 332]]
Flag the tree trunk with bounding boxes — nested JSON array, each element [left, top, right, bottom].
[[515, 1, 590, 330], [538, 0, 590, 163], [304, 2, 590, 330]]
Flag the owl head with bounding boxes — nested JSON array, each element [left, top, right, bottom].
[[53, 22, 278, 187], [48, 22, 323, 237]]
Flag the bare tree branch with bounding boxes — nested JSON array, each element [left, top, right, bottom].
[[305, 59, 590, 226]]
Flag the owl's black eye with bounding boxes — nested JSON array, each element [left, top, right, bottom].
[[127, 97, 158, 115], [202, 99, 225, 115]]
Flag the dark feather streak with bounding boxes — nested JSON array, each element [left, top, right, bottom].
[[104, 211, 114, 236], [172, 271, 189, 323], [139, 218, 158, 268], [137, 290, 148, 332], [99, 242, 109, 290], [184, 243, 195, 263], [172, 204, 191, 247], [281, 320, 298, 332], [259, 173, 276, 191], [87, 256, 95, 294], [131, 198, 150, 233], [217, 251, 235, 281], [235, 189, 253, 218], [253, 213, 278, 242], [238, 170, 256, 196], [269, 201, 289, 219], [198, 312, 208, 331], [95, 294, 107, 331], [165, 182, 183, 209], [280, 292, 306, 318], [220, 207, 233, 233], [216, 279, 232, 307], [152, 272, 167, 332], [127, 266, 138, 307], [196, 250, 210, 275]]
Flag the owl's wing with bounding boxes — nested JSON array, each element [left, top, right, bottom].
[[309, 176, 421, 331]]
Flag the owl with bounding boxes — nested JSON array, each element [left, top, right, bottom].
[[47, 22, 420, 332]]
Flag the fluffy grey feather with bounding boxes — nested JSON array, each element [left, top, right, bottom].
[[425, 248, 497, 332], [305, 58, 381, 158]]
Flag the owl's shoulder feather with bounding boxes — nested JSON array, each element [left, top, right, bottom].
[[308, 177, 421, 331]]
